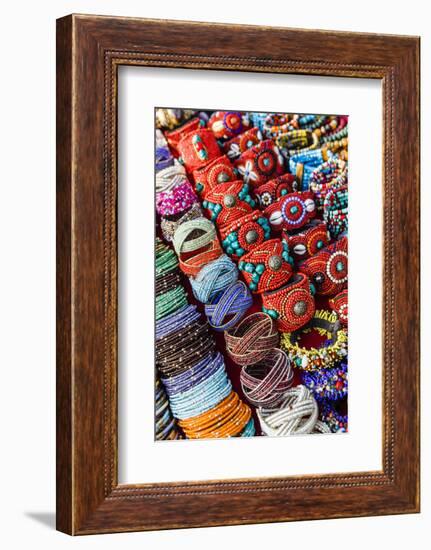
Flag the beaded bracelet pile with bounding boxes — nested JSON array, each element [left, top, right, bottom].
[[299, 235, 348, 296], [155, 107, 349, 439], [223, 127, 262, 160], [225, 312, 279, 365], [155, 377, 182, 440], [320, 401, 348, 433], [309, 158, 348, 211], [240, 349, 294, 407], [281, 309, 348, 370], [302, 361, 348, 401], [234, 139, 285, 186], [155, 240, 254, 439]]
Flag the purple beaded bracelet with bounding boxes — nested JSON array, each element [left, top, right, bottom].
[[205, 281, 253, 332]]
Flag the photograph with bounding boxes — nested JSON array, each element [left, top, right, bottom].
[[155, 108, 349, 440]]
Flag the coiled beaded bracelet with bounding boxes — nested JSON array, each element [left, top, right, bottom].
[[160, 202, 203, 243], [173, 217, 217, 255], [173, 217, 223, 276], [190, 254, 238, 304], [224, 312, 279, 366], [240, 349, 294, 407], [155, 162, 188, 194], [205, 281, 253, 332], [179, 391, 252, 439], [257, 385, 319, 436]]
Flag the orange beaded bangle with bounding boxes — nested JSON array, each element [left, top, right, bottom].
[[179, 391, 251, 439]]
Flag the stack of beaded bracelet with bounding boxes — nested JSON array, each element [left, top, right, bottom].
[[262, 113, 299, 138], [225, 312, 279, 365], [329, 289, 348, 326], [234, 139, 285, 187], [190, 254, 239, 304], [224, 313, 293, 409], [285, 220, 330, 262], [173, 217, 223, 276], [261, 273, 316, 332], [309, 158, 348, 211], [240, 349, 294, 407], [324, 183, 348, 238], [276, 129, 319, 160], [222, 127, 262, 160], [257, 385, 320, 436], [156, 108, 196, 131], [204, 280, 253, 332], [155, 239, 188, 321], [155, 240, 254, 439], [298, 236, 348, 297], [155, 377, 183, 440], [289, 148, 330, 190]]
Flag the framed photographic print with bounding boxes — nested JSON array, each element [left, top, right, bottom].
[[56, 14, 420, 534]]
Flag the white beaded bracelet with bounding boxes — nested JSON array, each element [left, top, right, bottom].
[[257, 385, 319, 436], [156, 162, 187, 194]]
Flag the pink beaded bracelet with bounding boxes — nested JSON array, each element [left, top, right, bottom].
[[156, 180, 198, 217]]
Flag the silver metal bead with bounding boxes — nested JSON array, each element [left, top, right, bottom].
[[217, 171, 230, 183], [268, 254, 282, 271], [293, 300, 307, 316], [223, 194, 236, 208], [245, 229, 258, 244]]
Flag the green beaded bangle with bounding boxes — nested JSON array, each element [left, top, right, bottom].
[[155, 285, 188, 320]]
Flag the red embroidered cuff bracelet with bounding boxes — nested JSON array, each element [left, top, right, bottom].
[[284, 221, 330, 261], [220, 210, 272, 259], [329, 289, 348, 325], [177, 129, 221, 172], [262, 273, 315, 332], [238, 239, 293, 293], [192, 155, 236, 197], [264, 191, 316, 231], [299, 236, 348, 296], [202, 180, 256, 229], [254, 174, 297, 209], [208, 111, 250, 140], [165, 117, 202, 155], [234, 139, 285, 187], [222, 127, 262, 160]]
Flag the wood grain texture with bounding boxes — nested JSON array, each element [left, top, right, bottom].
[[56, 14, 420, 535]]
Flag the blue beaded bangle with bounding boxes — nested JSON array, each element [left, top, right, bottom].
[[239, 417, 256, 437], [205, 281, 253, 332], [190, 255, 238, 304], [169, 365, 232, 420], [302, 361, 348, 401], [162, 352, 224, 396]]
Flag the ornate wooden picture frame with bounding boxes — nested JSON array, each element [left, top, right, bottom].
[[56, 14, 420, 535]]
